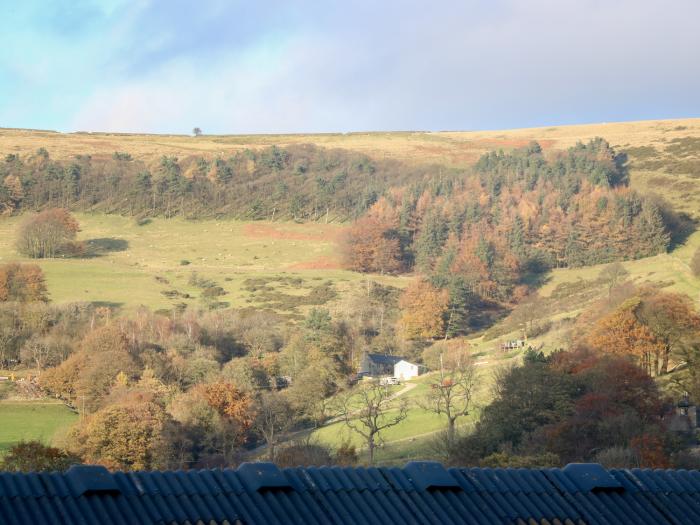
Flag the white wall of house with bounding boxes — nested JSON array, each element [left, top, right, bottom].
[[394, 360, 421, 380]]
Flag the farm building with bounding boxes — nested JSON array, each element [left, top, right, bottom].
[[358, 352, 403, 377], [668, 396, 700, 432], [393, 359, 426, 380], [500, 339, 526, 351], [3, 462, 700, 524]]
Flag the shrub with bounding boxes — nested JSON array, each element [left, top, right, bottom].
[[0, 263, 48, 302], [595, 446, 637, 468], [112, 151, 132, 161], [0, 441, 80, 472], [275, 441, 333, 467], [16, 209, 80, 258]]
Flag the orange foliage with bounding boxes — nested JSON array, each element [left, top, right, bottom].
[[199, 382, 255, 432], [342, 202, 403, 274], [630, 434, 669, 469], [587, 301, 663, 375], [0, 263, 48, 302], [398, 278, 449, 339]]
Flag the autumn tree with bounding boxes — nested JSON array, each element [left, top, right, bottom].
[[398, 278, 448, 339], [342, 198, 403, 274], [40, 324, 138, 411], [16, 208, 80, 258], [0, 263, 47, 302], [0, 441, 80, 472], [198, 381, 255, 445], [68, 396, 170, 470], [419, 340, 476, 442], [636, 290, 700, 374], [588, 299, 663, 375], [339, 381, 408, 464]]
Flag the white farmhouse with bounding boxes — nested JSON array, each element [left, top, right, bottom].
[[393, 360, 425, 381]]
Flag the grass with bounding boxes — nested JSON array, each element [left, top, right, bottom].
[[309, 363, 502, 464], [0, 213, 408, 313], [2, 118, 700, 169], [0, 400, 78, 455]]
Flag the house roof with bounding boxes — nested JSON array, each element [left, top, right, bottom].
[[2, 462, 700, 524], [364, 353, 403, 366]]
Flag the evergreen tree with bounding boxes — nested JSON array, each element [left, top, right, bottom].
[[415, 209, 449, 272], [445, 277, 472, 338]]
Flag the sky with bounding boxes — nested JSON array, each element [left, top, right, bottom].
[[0, 0, 699, 134]]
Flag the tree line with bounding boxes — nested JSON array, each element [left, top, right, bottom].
[[0, 145, 444, 221], [341, 139, 675, 339]]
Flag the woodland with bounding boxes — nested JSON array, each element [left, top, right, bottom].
[[1, 138, 700, 472]]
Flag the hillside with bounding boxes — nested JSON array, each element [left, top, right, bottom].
[[1, 118, 700, 468], [3, 118, 699, 221]]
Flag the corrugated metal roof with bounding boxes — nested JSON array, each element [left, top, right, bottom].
[[2, 462, 700, 524], [365, 353, 404, 366]]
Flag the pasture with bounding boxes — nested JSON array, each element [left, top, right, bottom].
[[0, 213, 407, 314], [0, 400, 78, 455]]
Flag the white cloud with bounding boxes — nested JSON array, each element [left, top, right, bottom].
[[61, 0, 700, 133]]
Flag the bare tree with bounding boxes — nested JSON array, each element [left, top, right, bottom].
[[419, 345, 476, 443], [599, 262, 629, 299], [16, 209, 80, 259], [253, 391, 294, 461], [19, 335, 54, 372], [339, 381, 407, 464]]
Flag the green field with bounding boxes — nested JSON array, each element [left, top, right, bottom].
[[0, 400, 78, 455], [0, 213, 407, 314], [309, 360, 505, 464]]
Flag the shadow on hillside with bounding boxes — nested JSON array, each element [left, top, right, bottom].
[[84, 238, 129, 257], [667, 211, 698, 251]]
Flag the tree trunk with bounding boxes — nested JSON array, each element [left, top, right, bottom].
[[368, 436, 375, 464], [661, 346, 670, 375], [447, 417, 456, 444]]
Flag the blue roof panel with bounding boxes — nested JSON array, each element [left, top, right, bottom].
[[2, 462, 700, 524]]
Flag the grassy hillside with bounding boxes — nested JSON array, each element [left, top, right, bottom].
[[0, 400, 77, 455], [0, 213, 407, 313], [1, 119, 699, 463], [3, 118, 699, 167]]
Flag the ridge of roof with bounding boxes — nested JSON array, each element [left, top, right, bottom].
[[2, 462, 700, 525]]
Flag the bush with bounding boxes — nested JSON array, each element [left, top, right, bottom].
[[275, 442, 334, 467], [112, 152, 132, 161], [16, 209, 80, 258], [334, 440, 358, 466], [0, 263, 48, 302], [595, 447, 637, 468], [0, 441, 80, 472]]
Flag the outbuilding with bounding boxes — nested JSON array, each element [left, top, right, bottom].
[[393, 359, 425, 380]]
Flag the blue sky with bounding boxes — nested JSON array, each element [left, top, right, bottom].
[[1, 0, 698, 134]]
